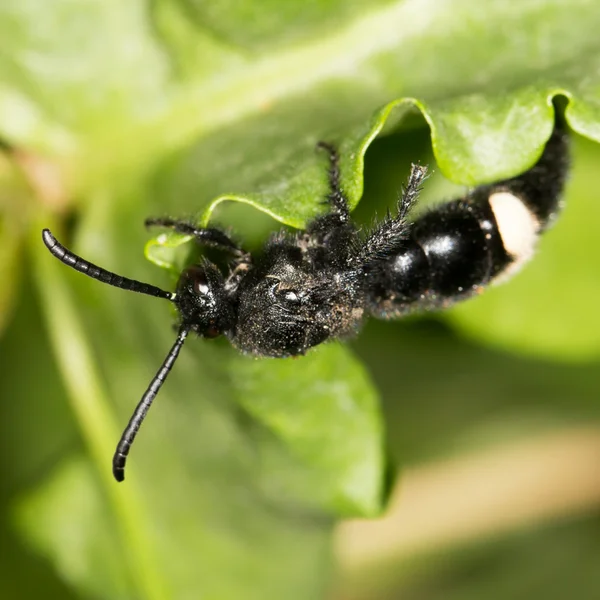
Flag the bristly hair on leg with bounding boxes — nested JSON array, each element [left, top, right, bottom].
[[399, 163, 429, 220], [316, 141, 350, 221], [353, 163, 429, 266]]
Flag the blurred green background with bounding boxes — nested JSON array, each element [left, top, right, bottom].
[[1, 1, 600, 599]]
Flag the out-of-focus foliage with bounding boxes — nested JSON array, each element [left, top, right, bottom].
[[0, 1, 599, 599]]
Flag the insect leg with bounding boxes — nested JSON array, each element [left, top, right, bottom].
[[145, 218, 249, 259], [316, 141, 350, 222], [353, 163, 428, 265]]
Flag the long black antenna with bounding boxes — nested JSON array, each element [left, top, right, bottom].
[[42, 227, 183, 481], [42, 229, 174, 301], [113, 326, 189, 481]]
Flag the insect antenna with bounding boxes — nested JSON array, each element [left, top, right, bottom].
[[42, 229, 174, 301], [42, 228, 185, 481], [113, 326, 189, 481]]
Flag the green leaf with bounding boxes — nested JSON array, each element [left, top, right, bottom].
[[2, 0, 600, 200], [17, 459, 135, 599], [228, 345, 383, 517], [172, 0, 380, 50], [3, 1, 600, 599]]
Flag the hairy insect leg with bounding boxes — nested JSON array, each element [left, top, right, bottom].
[[398, 162, 429, 220], [316, 141, 350, 223], [355, 163, 428, 265], [145, 218, 249, 259]]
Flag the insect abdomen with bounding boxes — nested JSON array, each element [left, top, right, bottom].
[[369, 121, 570, 317]]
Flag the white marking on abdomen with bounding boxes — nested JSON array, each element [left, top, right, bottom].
[[489, 191, 540, 281]]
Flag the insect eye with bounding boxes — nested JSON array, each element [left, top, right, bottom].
[[274, 285, 300, 304], [268, 280, 300, 304], [282, 290, 299, 302], [194, 276, 210, 296], [180, 266, 211, 296]]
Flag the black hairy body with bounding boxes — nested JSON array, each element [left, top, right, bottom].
[[42, 121, 570, 480]]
